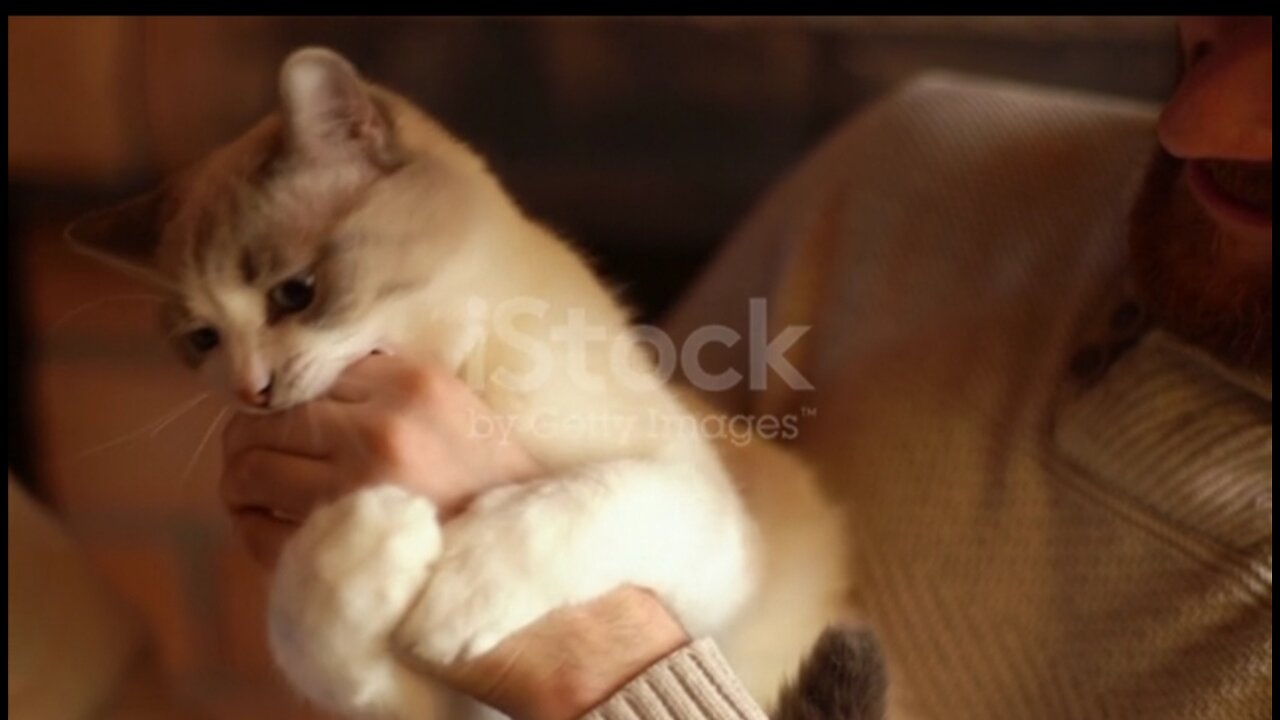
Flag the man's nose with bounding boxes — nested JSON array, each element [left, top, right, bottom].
[[1160, 17, 1272, 161]]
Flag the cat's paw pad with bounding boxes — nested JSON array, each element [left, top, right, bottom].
[[269, 484, 441, 713]]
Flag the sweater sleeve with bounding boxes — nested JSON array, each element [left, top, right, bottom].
[[582, 638, 769, 720]]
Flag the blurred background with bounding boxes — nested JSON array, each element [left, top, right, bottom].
[[9, 16, 1176, 718]]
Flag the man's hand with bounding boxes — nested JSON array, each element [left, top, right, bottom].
[[220, 354, 541, 567], [418, 585, 690, 720], [220, 355, 689, 720]]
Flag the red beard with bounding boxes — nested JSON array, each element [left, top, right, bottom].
[[1128, 149, 1273, 376]]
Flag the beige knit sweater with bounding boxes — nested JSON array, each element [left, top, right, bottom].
[[584, 639, 768, 720], [662, 74, 1272, 719]]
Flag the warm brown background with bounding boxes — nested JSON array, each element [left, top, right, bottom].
[[9, 16, 1176, 718]]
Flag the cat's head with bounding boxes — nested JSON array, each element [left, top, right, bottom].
[[68, 48, 494, 412]]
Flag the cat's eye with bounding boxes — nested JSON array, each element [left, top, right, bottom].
[[270, 273, 316, 315], [187, 327, 220, 353]]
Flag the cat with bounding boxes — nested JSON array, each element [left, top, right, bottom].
[[68, 47, 853, 719]]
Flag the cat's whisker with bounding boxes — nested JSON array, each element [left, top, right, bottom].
[[47, 294, 168, 336], [149, 393, 211, 438], [66, 392, 209, 463], [181, 405, 231, 485]]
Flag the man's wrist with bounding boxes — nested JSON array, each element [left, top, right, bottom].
[[532, 589, 689, 720], [445, 586, 689, 720]]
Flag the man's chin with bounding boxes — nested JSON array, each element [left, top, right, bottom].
[[1129, 149, 1273, 377]]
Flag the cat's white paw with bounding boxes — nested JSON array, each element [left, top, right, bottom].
[[269, 484, 442, 716], [394, 485, 575, 665]]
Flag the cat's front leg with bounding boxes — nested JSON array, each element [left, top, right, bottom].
[[269, 483, 446, 718], [395, 457, 759, 666]]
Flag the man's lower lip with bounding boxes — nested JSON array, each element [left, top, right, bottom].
[[1186, 160, 1273, 232]]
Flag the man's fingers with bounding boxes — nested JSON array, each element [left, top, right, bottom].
[[221, 448, 342, 520], [329, 353, 441, 405], [231, 510, 297, 569], [223, 400, 371, 459]]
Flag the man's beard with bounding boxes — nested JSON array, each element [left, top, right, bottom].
[[1129, 149, 1273, 377]]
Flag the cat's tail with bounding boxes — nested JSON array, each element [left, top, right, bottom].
[[771, 625, 888, 720]]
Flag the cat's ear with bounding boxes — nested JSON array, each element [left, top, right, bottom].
[[279, 47, 399, 168], [65, 188, 173, 287]]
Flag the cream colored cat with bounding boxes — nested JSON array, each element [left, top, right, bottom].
[[70, 48, 848, 719]]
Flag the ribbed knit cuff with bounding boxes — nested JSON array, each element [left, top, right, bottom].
[[582, 638, 768, 720]]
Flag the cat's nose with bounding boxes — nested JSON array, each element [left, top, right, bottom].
[[237, 376, 274, 408]]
